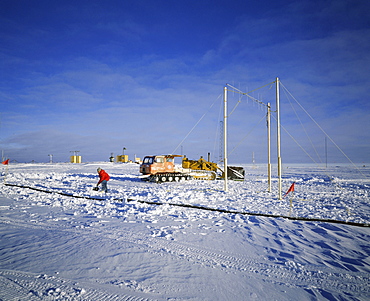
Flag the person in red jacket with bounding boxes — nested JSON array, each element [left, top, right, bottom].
[[96, 167, 110, 193]]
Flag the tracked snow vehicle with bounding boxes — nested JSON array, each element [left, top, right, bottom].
[[139, 155, 244, 182], [139, 155, 191, 182]]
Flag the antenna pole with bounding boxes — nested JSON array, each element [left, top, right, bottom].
[[267, 102, 272, 193], [325, 136, 328, 168], [223, 86, 228, 192], [276, 78, 282, 199]]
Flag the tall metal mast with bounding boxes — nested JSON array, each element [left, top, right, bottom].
[[267, 102, 272, 193], [223, 86, 228, 192], [276, 78, 282, 199]]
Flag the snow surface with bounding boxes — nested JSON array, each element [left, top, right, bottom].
[[0, 162, 369, 300]]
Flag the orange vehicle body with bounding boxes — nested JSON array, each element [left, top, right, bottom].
[[140, 155, 181, 175]]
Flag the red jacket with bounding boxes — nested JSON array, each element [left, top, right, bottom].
[[98, 169, 110, 184]]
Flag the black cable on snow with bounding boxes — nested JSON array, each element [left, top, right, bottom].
[[4, 183, 369, 228], [4, 183, 106, 201], [126, 199, 370, 228]]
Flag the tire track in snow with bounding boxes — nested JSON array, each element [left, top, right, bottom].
[[83, 221, 370, 296], [2, 215, 369, 297], [0, 217, 158, 300], [0, 269, 154, 301], [136, 233, 370, 295]]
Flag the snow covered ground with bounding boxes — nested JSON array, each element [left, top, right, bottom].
[[0, 162, 369, 300]]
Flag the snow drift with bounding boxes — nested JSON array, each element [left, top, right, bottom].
[[0, 162, 369, 300]]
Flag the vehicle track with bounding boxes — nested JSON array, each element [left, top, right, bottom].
[[0, 269, 153, 301], [1, 212, 369, 299], [127, 230, 370, 295]]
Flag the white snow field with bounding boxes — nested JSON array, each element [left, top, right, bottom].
[[0, 162, 369, 300]]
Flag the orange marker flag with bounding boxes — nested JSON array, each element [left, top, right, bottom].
[[283, 182, 295, 198], [2, 159, 9, 184]]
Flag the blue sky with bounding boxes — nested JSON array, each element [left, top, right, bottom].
[[1, 0, 369, 164]]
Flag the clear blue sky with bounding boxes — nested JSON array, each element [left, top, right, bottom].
[[1, 0, 369, 164]]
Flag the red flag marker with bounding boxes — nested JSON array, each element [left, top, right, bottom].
[[2, 159, 9, 165], [283, 182, 295, 198]]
